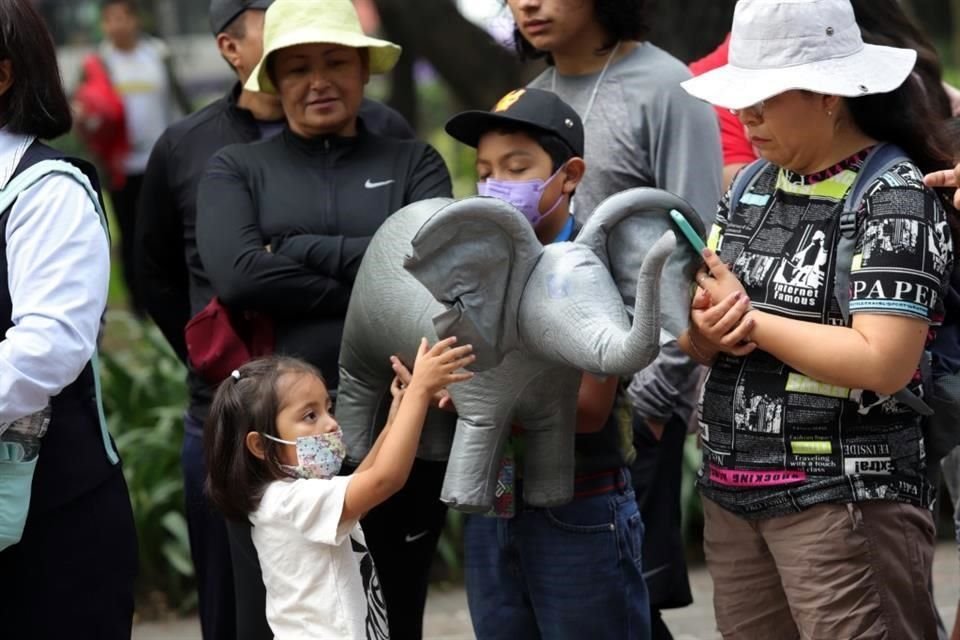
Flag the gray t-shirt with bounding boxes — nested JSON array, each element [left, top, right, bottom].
[[531, 43, 723, 447], [530, 42, 722, 227]]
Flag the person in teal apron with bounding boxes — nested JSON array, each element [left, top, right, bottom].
[[0, 2, 137, 638]]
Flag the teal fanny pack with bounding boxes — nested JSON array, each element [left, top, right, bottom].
[[0, 442, 38, 549]]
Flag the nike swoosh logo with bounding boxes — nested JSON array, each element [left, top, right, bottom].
[[404, 530, 430, 543], [365, 179, 395, 189]]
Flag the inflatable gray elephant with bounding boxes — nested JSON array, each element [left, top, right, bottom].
[[337, 188, 703, 512]]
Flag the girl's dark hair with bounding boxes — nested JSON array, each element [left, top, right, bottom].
[[204, 356, 325, 521], [510, 0, 650, 64], [851, 0, 951, 119], [0, 0, 72, 139]]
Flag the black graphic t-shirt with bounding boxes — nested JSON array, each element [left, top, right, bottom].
[[698, 149, 953, 519]]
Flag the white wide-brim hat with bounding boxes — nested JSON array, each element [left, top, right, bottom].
[[681, 0, 917, 110], [246, 0, 401, 95]]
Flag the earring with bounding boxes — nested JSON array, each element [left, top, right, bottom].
[[827, 110, 833, 116]]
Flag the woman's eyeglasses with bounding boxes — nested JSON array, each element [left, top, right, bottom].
[[728, 101, 765, 118]]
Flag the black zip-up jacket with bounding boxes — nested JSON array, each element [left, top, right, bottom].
[[194, 123, 451, 414], [134, 84, 417, 418]]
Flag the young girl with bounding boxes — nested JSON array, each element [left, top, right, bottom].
[[204, 337, 474, 640]]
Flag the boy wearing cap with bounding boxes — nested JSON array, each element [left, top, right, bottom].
[[506, 4, 724, 636], [445, 88, 650, 639]]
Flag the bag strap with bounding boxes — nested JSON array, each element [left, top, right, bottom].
[[1, 160, 119, 463], [729, 158, 770, 215], [827, 144, 935, 416], [833, 143, 910, 326]]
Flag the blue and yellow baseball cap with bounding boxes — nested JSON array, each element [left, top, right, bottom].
[[445, 88, 584, 157]]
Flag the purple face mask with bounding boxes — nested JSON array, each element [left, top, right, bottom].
[[477, 167, 565, 227]]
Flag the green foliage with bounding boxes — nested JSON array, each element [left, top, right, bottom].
[[680, 434, 705, 559], [99, 311, 196, 616], [435, 509, 466, 582]]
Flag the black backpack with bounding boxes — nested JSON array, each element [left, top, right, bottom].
[[729, 143, 960, 465]]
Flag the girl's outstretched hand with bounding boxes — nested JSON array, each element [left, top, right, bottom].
[[408, 337, 475, 397], [390, 355, 456, 412]]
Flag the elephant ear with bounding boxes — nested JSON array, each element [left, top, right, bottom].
[[404, 196, 543, 371], [577, 188, 705, 340]]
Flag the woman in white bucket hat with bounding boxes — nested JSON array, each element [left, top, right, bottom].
[[678, 0, 956, 637], [194, 1, 453, 638]]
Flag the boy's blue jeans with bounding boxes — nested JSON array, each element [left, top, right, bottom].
[[464, 467, 651, 640]]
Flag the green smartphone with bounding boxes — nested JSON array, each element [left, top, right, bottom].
[[669, 209, 707, 255]]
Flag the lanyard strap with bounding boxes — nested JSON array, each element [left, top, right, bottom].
[[550, 40, 621, 127]]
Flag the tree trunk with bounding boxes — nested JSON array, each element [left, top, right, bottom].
[[646, 0, 737, 63], [373, 0, 526, 111], [384, 43, 418, 128]]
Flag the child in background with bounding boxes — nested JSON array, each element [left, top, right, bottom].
[[204, 338, 474, 640]]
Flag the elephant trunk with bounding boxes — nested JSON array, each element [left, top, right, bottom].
[[591, 230, 676, 375], [518, 229, 677, 377]]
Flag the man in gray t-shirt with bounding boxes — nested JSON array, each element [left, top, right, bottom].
[[507, 1, 723, 638]]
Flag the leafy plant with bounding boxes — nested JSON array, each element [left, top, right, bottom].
[[99, 311, 196, 616], [680, 434, 705, 559], [434, 509, 466, 582]]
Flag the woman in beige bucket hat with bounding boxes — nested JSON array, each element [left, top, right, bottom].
[[194, 1, 454, 638], [678, 0, 957, 637]]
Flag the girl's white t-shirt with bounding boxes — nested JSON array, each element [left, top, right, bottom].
[[250, 476, 389, 640]]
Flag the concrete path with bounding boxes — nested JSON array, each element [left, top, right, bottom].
[[134, 541, 960, 639]]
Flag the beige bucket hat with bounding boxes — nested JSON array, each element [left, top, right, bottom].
[[681, 0, 917, 110], [246, 0, 402, 94]]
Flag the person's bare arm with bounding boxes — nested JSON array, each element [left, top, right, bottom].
[[391, 355, 456, 412], [575, 373, 619, 434], [352, 375, 405, 476]]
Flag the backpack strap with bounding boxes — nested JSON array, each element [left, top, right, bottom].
[[722, 158, 771, 265], [729, 158, 770, 215], [833, 143, 911, 326], [830, 143, 935, 416], [1, 160, 118, 462]]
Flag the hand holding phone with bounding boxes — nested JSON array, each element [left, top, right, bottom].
[[669, 209, 707, 255]]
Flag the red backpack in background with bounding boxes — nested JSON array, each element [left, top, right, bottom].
[[72, 53, 129, 190]]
